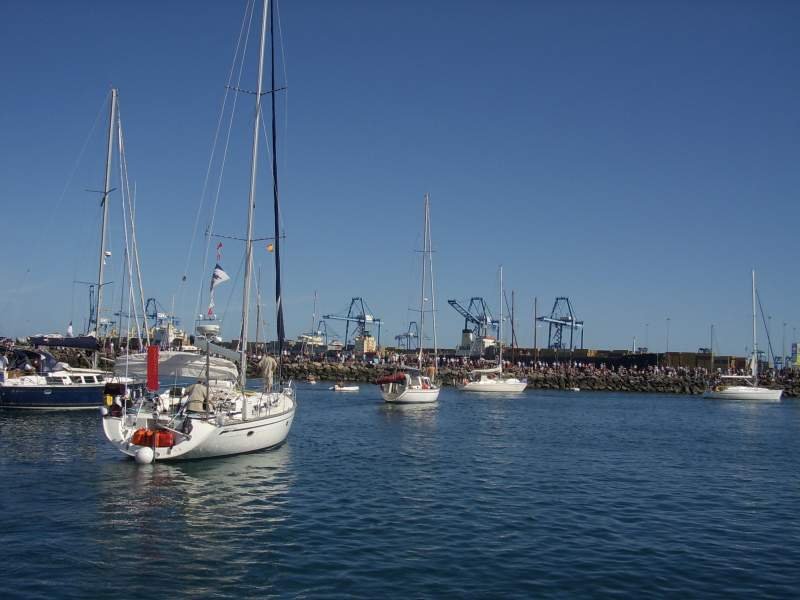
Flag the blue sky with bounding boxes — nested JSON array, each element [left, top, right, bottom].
[[1, 0, 799, 356]]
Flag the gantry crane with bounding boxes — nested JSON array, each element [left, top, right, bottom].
[[323, 297, 382, 353], [448, 297, 498, 356], [536, 296, 583, 350], [395, 321, 420, 351]]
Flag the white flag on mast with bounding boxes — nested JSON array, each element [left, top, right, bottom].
[[207, 242, 230, 316]]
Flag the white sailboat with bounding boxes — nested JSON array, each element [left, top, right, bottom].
[[379, 194, 440, 404], [458, 267, 527, 393], [102, 0, 296, 462], [703, 271, 782, 401]]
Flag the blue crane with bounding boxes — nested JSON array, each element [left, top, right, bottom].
[[537, 297, 583, 350], [448, 297, 498, 339], [323, 297, 383, 351], [395, 321, 420, 351]]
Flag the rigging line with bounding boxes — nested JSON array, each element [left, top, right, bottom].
[[276, 0, 289, 210], [755, 290, 776, 366], [43, 91, 110, 236], [118, 142, 140, 346], [116, 104, 149, 345], [129, 179, 149, 345], [427, 197, 438, 364], [178, 0, 254, 304], [116, 114, 141, 347], [219, 253, 247, 340], [193, 0, 257, 321]]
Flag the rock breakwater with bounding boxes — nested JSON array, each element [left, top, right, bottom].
[[279, 361, 800, 397]]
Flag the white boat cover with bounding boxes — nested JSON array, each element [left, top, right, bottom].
[[195, 338, 242, 364], [113, 351, 239, 382]]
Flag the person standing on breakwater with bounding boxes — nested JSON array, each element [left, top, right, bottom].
[[0, 351, 7, 382]]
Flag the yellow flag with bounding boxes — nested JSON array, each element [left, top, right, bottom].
[[266, 243, 274, 253]]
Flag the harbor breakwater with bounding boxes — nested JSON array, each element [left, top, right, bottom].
[[38, 347, 800, 397], [277, 361, 800, 398]]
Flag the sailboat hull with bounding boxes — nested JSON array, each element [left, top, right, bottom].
[[382, 385, 440, 404], [102, 391, 295, 461], [458, 378, 527, 393], [702, 386, 783, 401]]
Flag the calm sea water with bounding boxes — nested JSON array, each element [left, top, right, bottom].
[[2, 386, 799, 599]]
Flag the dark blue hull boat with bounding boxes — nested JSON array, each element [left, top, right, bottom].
[[0, 384, 105, 410]]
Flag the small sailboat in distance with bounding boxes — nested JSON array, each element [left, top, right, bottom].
[[703, 270, 782, 401], [458, 266, 527, 393], [379, 194, 441, 404]]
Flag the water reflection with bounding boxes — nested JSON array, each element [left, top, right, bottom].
[[379, 402, 438, 428], [93, 446, 294, 572]]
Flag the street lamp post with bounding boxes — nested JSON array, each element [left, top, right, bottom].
[[666, 317, 671, 366], [782, 321, 787, 371]]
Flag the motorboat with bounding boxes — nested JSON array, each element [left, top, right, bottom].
[[331, 383, 359, 392], [0, 346, 119, 410]]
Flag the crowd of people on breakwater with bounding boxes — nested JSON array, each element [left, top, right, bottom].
[[6, 337, 800, 396], [280, 352, 800, 395], [288, 350, 776, 380]]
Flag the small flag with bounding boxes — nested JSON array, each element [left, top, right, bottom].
[[207, 260, 230, 317], [209, 264, 230, 291], [266, 243, 274, 253]]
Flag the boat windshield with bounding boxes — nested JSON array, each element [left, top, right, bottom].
[[9, 349, 59, 373]]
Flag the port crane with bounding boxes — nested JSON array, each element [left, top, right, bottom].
[[536, 296, 583, 350], [395, 321, 420, 351], [448, 297, 498, 356], [323, 297, 383, 350], [145, 297, 180, 329]]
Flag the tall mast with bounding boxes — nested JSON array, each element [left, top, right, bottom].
[[498, 266, 503, 371], [710, 324, 714, 373], [428, 196, 438, 375], [752, 269, 758, 382], [533, 296, 538, 363], [255, 265, 262, 355], [311, 291, 317, 334], [240, 0, 270, 400], [95, 88, 117, 338], [270, 0, 285, 369], [511, 290, 516, 362], [417, 194, 429, 369]]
